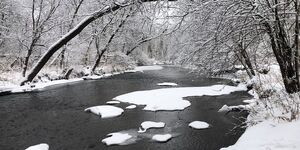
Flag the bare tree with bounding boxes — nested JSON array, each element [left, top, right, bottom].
[[20, 0, 177, 85], [22, 0, 60, 77]]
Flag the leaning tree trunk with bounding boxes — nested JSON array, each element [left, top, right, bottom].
[[20, 4, 123, 85]]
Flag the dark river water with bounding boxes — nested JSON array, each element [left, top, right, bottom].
[[0, 66, 251, 150]]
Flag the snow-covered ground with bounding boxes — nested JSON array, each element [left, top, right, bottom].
[[220, 64, 300, 150], [9, 78, 83, 93], [129, 65, 163, 72], [114, 84, 246, 111], [0, 65, 164, 95], [84, 105, 124, 118], [221, 120, 300, 150], [25, 143, 49, 150]]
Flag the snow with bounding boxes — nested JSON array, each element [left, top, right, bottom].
[[152, 134, 172, 142], [138, 121, 165, 133], [25, 143, 49, 150], [234, 65, 244, 70], [113, 84, 246, 111], [129, 65, 163, 72], [157, 82, 178, 86], [82, 74, 113, 80], [106, 101, 120, 104], [102, 132, 132, 146], [221, 120, 300, 150], [125, 105, 137, 109], [11, 78, 83, 93], [221, 64, 300, 150], [0, 66, 163, 95], [188, 121, 210, 129], [218, 104, 252, 113], [84, 105, 124, 118]]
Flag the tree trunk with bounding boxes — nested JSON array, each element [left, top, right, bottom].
[[91, 10, 130, 73], [20, 4, 123, 85], [20, 0, 177, 85], [264, 21, 299, 93], [22, 39, 37, 77]]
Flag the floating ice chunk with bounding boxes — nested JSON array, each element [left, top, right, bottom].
[[102, 133, 132, 146], [218, 105, 231, 112], [157, 82, 178, 86], [152, 134, 172, 142], [125, 105, 137, 109], [189, 121, 210, 129], [138, 121, 165, 133], [25, 143, 49, 150], [106, 101, 120, 104], [84, 105, 124, 118], [114, 84, 246, 111]]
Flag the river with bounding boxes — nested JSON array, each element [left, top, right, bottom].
[[0, 66, 251, 150]]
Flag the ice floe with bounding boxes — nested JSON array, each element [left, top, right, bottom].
[[152, 134, 172, 142], [157, 82, 178, 86], [25, 143, 49, 150], [125, 105, 137, 109], [102, 133, 132, 146], [113, 84, 246, 111], [138, 121, 165, 133], [189, 121, 210, 129], [106, 101, 121, 104], [84, 105, 124, 118]]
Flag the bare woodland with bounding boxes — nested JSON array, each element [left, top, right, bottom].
[[1, 0, 300, 94]]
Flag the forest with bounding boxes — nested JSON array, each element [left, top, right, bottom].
[[1, 0, 300, 150]]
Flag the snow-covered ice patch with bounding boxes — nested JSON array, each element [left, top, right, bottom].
[[138, 121, 165, 133], [102, 132, 132, 146], [106, 101, 120, 104], [189, 121, 210, 129], [157, 82, 178, 86], [221, 120, 300, 150], [84, 105, 124, 118], [25, 143, 49, 150], [113, 84, 246, 111], [152, 134, 172, 142], [126, 105, 137, 109]]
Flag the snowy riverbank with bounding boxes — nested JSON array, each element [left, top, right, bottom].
[[0, 65, 163, 95], [219, 64, 300, 150]]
